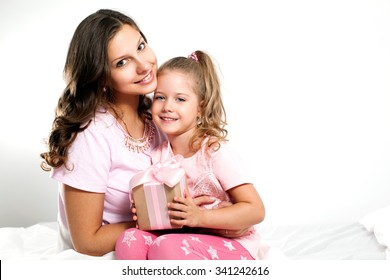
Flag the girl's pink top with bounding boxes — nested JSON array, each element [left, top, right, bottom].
[[152, 140, 270, 259]]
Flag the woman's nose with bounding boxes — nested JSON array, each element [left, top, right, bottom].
[[136, 59, 151, 74]]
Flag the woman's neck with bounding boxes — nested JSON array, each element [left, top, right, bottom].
[[114, 94, 139, 116], [112, 95, 144, 138]]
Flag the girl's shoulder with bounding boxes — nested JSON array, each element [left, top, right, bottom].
[[202, 136, 229, 156]]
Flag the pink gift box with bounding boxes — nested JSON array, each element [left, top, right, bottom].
[[130, 155, 186, 230]]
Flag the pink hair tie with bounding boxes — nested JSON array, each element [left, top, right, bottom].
[[188, 52, 198, 62]]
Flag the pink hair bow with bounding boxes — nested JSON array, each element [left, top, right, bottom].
[[188, 52, 198, 62]]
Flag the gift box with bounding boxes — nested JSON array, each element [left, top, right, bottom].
[[130, 155, 186, 230]]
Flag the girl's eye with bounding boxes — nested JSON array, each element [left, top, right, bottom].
[[177, 97, 186, 102], [116, 59, 127, 68], [154, 95, 165, 101]]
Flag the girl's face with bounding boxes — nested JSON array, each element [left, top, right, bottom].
[[107, 24, 157, 97], [152, 70, 201, 138]]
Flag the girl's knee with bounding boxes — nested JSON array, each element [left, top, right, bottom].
[[115, 228, 155, 260], [147, 234, 182, 259]]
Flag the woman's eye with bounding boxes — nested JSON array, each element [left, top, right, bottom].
[[138, 42, 146, 51]]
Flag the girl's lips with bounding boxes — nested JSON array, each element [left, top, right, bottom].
[[160, 116, 177, 121]]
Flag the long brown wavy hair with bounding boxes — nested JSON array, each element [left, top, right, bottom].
[[157, 50, 228, 153], [40, 9, 151, 171]]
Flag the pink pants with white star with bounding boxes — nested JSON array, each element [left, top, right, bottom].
[[115, 228, 254, 260]]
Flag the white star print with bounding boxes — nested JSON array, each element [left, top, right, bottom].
[[207, 245, 219, 259], [223, 240, 236, 251], [240, 255, 248, 260], [122, 230, 137, 247], [189, 236, 202, 242], [143, 235, 153, 246], [152, 235, 167, 246], [182, 239, 190, 247], [181, 246, 191, 255]]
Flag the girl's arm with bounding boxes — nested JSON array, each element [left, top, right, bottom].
[[64, 184, 135, 256], [168, 183, 265, 230]]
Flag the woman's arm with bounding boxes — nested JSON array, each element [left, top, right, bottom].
[[168, 183, 265, 230], [64, 184, 135, 256]]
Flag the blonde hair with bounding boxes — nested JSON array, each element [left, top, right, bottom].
[[157, 50, 228, 152]]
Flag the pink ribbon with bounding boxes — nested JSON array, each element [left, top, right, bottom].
[[129, 155, 186, 230], [130, 155, 185, 189]]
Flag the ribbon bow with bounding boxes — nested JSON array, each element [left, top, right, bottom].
[[130, 155, 185, 189]]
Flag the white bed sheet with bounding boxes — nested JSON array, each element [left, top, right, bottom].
[[0, 221, 386, 260], [258, 222, 386, 260], [0, 222, 114, 260]]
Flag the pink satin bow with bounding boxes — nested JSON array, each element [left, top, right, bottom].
[[130, 155, 185, 189]]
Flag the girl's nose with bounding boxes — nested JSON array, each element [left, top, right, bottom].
[[163, 100, 173, 112]]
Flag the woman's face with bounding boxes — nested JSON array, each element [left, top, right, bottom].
[[107, 24, 157, 98]]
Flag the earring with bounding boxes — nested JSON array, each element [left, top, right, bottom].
[[197, 116, 202, 127]]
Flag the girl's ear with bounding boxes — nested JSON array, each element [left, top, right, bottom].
[[197, 100, 204, 117], [197, 104, 203, 126]]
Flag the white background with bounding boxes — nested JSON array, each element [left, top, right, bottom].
[[0, 0, 389, 227]]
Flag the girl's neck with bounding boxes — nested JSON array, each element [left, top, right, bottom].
[[168, 134, 196, 158]]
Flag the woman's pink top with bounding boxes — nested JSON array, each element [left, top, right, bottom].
[[51, 110, 165, 250]]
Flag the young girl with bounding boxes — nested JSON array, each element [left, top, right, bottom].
[[115, 50, 269, 260]]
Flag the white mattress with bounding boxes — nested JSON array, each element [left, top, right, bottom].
[[0, 221, 386, 260]]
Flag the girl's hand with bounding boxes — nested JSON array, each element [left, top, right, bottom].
[[167, 188, 204, 228]]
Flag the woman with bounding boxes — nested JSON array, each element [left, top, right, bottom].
[[40, 9, 246, 257]]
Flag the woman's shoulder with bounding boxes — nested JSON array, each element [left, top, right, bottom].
[[88, 109, 117, 130], [71, 110, 119, 149]]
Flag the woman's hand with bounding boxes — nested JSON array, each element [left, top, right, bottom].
[[199, 226, 251, 238], [200, 201, 251, 238], [130, 200, 139, 228], [192, 195, 217, 207]]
